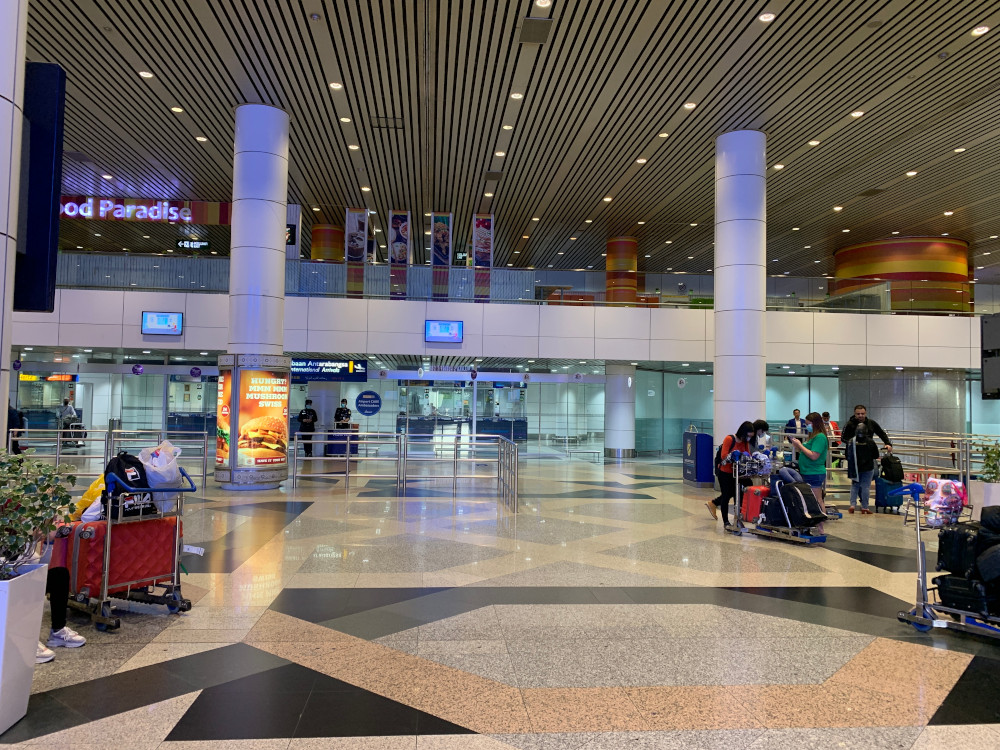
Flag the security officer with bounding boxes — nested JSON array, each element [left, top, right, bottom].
[[296, 399, 318, 457], [334, 398, 352, 429]]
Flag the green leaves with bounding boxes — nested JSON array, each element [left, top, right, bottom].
[[982, 443, 1000, 484]]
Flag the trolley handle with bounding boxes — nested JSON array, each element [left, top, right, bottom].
[[106, 467, 198, 496], [888, 482, 923, 502]]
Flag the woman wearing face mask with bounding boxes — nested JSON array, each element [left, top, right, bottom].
[[707, 421, 756, 528], [789, 411, 828, 500], [752, 419, 771, 451]]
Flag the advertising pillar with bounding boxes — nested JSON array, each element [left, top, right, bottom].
[[605, 364, 636, 459], [714, 129, 766, 443], [0, 0, 28, 436], [217, 102, 290, 490], [310, 224, 344, 261]]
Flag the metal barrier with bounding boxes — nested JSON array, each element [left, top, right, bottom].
[[8, 428, 210, 489], [289, 431, 519, 511]]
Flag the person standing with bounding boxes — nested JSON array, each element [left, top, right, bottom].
[[845, 422, 879, 514], [784, 408, 805, 436], [7, 401, 23, 454], [753, 419, 772, 451], [296, 399, 318, 457], [840, 404, 893, 452], [334, 398, 352, 429], [707, 421, 756, 528], [57, 398, 77, 430], [822, 411, 840, 443]]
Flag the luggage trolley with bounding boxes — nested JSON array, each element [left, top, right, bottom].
[[54, 468, 197, 631], [730, 453, 827, 545], [895, 483, 1000, 640]]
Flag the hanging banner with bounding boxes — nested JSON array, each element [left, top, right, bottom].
[[473, 213, 493, 302], [432, 212, 452, 300], [389, 210, 410, 298], [345, 207, 369, 298]]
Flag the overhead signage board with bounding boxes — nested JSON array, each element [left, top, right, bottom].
[[290, 359, 367, 383], [59, 196, 233, 225], [425, 320, 463, 343], [141, 311, 183, 335], [176, 239, 210, 250]]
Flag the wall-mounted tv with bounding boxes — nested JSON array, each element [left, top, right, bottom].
[[141, 311, 183, 335], [425, 319, 463, 343]]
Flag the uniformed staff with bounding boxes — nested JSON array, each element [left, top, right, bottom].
[[297, 399, 318, 457], [334, 399, 352, 429]]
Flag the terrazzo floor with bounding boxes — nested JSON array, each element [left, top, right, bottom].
[[4, 457, 1000, 748]]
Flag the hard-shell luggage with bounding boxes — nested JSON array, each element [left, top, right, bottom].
[[875, 476, 904, 512], [933, 575, 1000, 617], [778, 481, 827, 528], [880, 454, 905, 482], [741, 486, 769, 523], [761, 494, 788, 526], [937, 523, 981, 578], [54, 517, 181, 598], [977, 545, 1000, 584], [981, 506, 1000, 534]]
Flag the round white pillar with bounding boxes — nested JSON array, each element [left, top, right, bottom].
[[714, 130, 766, 442], [605, 364, 636, 459], [228, 104, 290, 355], [0, 0, 28, 436]]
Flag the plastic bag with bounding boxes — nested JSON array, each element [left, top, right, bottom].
[[138, 440, 183, 512], [72, 475, 105, 521]]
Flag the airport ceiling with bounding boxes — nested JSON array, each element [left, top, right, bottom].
[[27, 0, 1000, 279]]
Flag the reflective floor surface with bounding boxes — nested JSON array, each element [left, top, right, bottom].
[[3, 458, 1000, 749]]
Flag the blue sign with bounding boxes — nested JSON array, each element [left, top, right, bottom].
[[291, 359, 367, 383], [355, 391, 382, 417]]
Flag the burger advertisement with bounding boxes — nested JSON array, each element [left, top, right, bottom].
[[215, 369, 232, 466], [236, 370, 289, 467]]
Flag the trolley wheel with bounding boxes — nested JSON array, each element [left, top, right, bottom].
[[81, 528, 95, 539], [907, 607, 933, 632], [166, 590, 190, 614]]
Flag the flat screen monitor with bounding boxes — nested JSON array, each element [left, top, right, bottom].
[[141, 311, 183, 335], [425, 319, 463, 343]]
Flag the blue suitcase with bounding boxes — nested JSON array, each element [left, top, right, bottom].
[[875, 476, 903, 513]]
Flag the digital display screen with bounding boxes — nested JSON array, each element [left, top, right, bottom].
[[425, 320, 463, 343], [141, 311, 183, 335]]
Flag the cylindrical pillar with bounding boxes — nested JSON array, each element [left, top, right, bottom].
[[228, 104, 290, 356], [0, 0, 28, 437], [605, 364, 636, 459], [606, 236, 637, 305], [311, 224, 345, 262], [714, 130, 766, 442], [833, 237, 971, 313]]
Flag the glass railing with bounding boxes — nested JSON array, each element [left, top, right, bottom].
[[54, 252, 991, 315]]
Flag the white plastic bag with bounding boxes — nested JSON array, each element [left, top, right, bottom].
[[139, 440, 183, 512]]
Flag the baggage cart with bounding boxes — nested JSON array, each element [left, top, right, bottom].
[[895, 483, 1000, 640], [53, 467, 197, 631], [729, 453, 827, 545]]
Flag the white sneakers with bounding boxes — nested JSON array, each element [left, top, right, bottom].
[[47, 626, 87, 649], [36, 627, 87, 663]]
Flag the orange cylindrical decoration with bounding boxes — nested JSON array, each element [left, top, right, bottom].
[[311, 224, 345, 261], [833, 237, 971, 313], [606, 236, 638, 305]]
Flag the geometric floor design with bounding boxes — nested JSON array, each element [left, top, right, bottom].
[[4, 457, 1000, 748]]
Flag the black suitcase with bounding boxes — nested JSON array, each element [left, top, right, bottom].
[[762, 495, 790, 527], [880, 454, 904, 482], [981, 506, 1000, 534], [778, 482, 827, 528], [937, 523, 980, 577], [977, 545, 1000, 584], [933, 575, 1000, 616]]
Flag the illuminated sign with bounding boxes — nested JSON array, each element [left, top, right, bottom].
[[46, 374, 78, 382], [142, 311, 183, 335], [18, 374, 38, 381], [425, 320, 463, 343], [286, 224, 297, 245], [290, 359, 367, 383], [61, 197, 192, 222], [176, 239, 210, 250]]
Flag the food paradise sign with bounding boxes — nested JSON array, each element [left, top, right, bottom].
[[60, 196, 232, 224], [236, 370, 289, 467]]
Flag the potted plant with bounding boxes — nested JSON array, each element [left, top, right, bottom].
[[977, 442, 1000, 512], [0, 450, 76, 734]]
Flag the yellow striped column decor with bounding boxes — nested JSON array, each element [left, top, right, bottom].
[[310, 224, 344, 262], [833, 237, 971, 313], [606, 236, 638, 305]]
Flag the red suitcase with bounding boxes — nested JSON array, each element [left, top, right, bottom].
[[54, 517, 181, 598], [741, 486, 770, 523]]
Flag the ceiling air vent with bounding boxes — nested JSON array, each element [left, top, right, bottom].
[[372, 116, 404, 129], [484, 171, 504, 182], [519, 18, 552, 44], [857, 188, 885, 197]]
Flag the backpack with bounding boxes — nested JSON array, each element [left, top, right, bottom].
[[714, 435, 735, 472], [880, 454, 904, 482], [102, 451, 156, 518]]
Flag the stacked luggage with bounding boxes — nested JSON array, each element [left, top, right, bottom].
[[762, 477, 828, 529], [933, 507, 1000, 617], [874, 453, 904, 513]]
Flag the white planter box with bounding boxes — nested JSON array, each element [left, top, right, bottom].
[[0, 564, 48, 735], [968, 481, 1000, 521]]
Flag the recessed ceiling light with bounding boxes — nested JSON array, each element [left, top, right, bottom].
[[170, 106, 184, 113], [348, 144, 360, 150], [658, 132, 669, 138], [76, 245, 83, 249], [954, 147, 966, 153], [522, 235, 529, 239], [557, 251, 564, 255], [425, 230, 431, 235], [424, 212, 431, 217], [804, 245, 811, 249], [906, 171, 917, 176], [972, 25, 990, 36], [808, 140, 820, 146], [991, 236, 999, 240], [814, 259, 821, 263], [531, 217, 540, 221], [942, 233, 949, 236], [892, 231, 900, 235], [842, 229, 850, 232], [195, 136, 208, 142], [361, 186, 371, 191], [833, 206, 843, 211], [792, 227, 800, 231], [339, 116, 351, 122], [510, 92, 524, 100], [665, 240, 672, 244], [601, 253, 607, 256], [773, 164, 784, 169], [850, 110, 865, 118], [683, 102, 696, 109], [513, 250, 520, 254], [569, 237, 577, 240], [484, 192, 494, 197], [142, 350, 151, 354], [585, 219, 593, 223], [644, 254, 651, 258], [603, 196, 613, 202], [311, 206, 320, 212], [329, 82, 343, 89], [495, 151, 505, 157], [102, 174, 112, 180], [94, 233, 101, 237], [978, 266, 985, 270], [142, 235, 150, 239], [636, 158, 647, 164], [759, 12, 776, 22], [502, 124, 513, 131], [690, 223, 698, 227], [687, 255, 694, 259]]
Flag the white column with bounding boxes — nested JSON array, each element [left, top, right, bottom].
[[604, 364, 635, 459], [0, 0, 28, 436], [228, 104, 290, 355], [714, 130, 766, 442]]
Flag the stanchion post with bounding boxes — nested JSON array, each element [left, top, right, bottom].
[[291, 433, 298, 488], [453, 434, 459, 494]]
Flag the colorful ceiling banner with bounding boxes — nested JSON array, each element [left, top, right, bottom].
[[345, 207, 369, 298], [60, 195, 232, 224], [389, 210, 410, 299], [473, 213, 493, 302], [432, 212, 452, 300]]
